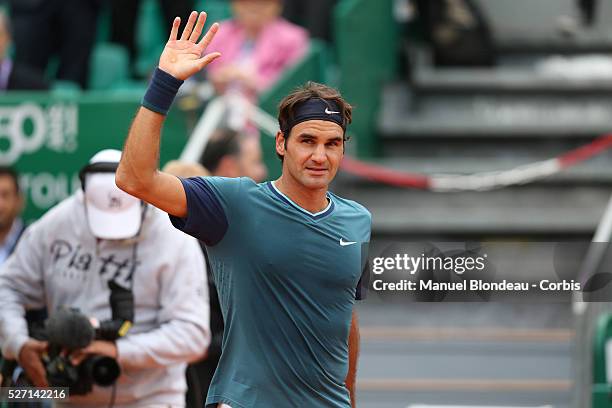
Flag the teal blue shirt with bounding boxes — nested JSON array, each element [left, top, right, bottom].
[[170, 177, 371, 408]]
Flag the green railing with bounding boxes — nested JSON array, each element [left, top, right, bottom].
[[334, 0, 399, 157], [0, 91, 188, 222], [593, 313, 612, 407]]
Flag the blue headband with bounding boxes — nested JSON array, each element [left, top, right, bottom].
[[281, 98, 346, 135]]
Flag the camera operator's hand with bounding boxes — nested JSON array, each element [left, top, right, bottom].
[[18, 339, 49, 387], [69, 340, 118, 366]]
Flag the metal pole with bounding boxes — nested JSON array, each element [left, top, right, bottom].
[[179, 97, 226, 163], [574, 193, 612, 408]]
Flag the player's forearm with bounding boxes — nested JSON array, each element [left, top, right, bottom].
[[116, 107, 165, 198], [346, 310, 359, 407], [117, 66, 184, 199]]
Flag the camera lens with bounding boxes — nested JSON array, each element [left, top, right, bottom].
[[85, 356, 121, 386]]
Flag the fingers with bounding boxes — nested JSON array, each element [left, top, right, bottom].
[[18, 339, 46, 363], [70, 350, 87, 366], [69, 342, 96, 365], [197, 52, 222, 70], [18, 339, 49, 387], [168, 17, 180, 41], [31, 360, 48, 388], [198, 22, 220, 50], [24, 358, 48, 388], [180, 11, 198, 41], [189, 12, 207, 43], [33, 340, 48, 351]]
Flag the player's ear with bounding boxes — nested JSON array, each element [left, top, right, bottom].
[[275, 131, 286, 158]]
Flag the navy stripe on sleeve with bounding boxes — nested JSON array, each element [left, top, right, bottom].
[[169, 177, 228, 246], [355, 259, 369, 301]]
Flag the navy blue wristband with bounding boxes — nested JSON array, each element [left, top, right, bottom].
[[142, 68, 184, 115]]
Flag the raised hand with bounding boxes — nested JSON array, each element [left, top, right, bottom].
[[159, 11, 221, 80]]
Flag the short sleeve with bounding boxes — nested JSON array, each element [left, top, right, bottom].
[[356, 212, 372, 301], [169, 176, 242, 246]]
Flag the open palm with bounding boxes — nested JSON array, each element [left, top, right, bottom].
[[159, 11, 221, 80]]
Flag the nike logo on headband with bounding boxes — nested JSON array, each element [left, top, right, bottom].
[[325, 107, 340, 115]]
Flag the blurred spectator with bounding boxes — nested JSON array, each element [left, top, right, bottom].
[[162, 160, 210, 178], [0, 167, 24, 265], [200, 128, 267, 182], [8, 0, 99, 88], [414, 0, 495, 67], [0, 11, 48, 91], [206, 0, 309, 97], [282, 0, 338, 42], [110, 0, 193, 79], [0, 149, 210, 406]]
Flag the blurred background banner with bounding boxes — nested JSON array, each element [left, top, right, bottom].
[[0, 92, 188, 221]]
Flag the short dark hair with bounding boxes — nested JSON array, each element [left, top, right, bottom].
[[0, 166, 20, 194], [276, 82, 352, 160], [200, 128, 242, 173]]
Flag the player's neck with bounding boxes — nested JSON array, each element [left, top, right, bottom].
[[274, 177, 328, 214]]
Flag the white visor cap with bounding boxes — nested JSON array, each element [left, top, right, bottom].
[[84, 150, 142, 239]]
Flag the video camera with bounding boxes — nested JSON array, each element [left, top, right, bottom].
[[36, 308, 121, 395], [29, 281, 134, 395]]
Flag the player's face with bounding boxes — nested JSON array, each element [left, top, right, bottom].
[[277, 120, 344, 190]]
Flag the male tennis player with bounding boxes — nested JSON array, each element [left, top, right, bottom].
[[116, 10, 371, 408]]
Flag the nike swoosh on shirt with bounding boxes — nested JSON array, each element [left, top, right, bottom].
[[340, 238, 357, 246], [325, 108, 340, 115]]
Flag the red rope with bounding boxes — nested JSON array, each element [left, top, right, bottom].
[[340, 156, 430, 189], [558, 134, 612, 167], [341, 134, 612, 190]]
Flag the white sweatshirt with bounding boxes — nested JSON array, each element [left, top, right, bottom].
[[0, 191, 210, 407]]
